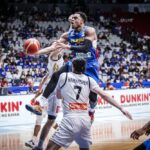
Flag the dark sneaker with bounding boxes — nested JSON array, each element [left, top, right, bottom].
[[25, 140, 36, 148], [25, 104, 42, 115]]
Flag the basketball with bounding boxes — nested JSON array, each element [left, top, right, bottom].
[[23, 38, 40, 55]]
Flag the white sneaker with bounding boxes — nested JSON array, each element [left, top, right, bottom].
[[25, 139, 36, 148]]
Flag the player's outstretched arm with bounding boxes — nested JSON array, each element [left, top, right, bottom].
[[35, 44, 56, 55], [93, 86, 133, 120], [35, 32, 68, 55], [130, 128, 145, 140], [130, 121, 150, 140]]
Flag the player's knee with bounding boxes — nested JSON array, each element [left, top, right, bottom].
[[35, 115, 44, 125]]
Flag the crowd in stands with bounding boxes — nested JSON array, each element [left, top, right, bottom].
[[0, 6, 149, 95], [7, 0, 149, 4]]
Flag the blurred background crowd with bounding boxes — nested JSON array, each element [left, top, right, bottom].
[[0, 0, 149, 95]]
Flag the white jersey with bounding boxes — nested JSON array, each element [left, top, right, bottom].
[[47, 54, 64, 77], [56, 72, 99, 116], [38, 53, 63, 121]]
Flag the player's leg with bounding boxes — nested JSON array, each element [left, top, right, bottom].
[[39, 62, 72, 107], [85, 61, 101, 123], [27, 62, 71, 116], [25, 114, 45, 148], [45, 140, 61, 150], [33, 95, 61, 150], [46, 117, 74, 150], [42, 62, 71, 99], [89, 91, 97, 123], [75, 117, 92, 150], [34, 117, 55, 150]]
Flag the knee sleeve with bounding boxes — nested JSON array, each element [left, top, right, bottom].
[[43, 72, 59, 98], [35, 115, 45, 125], [89, 92, 97, 109], [48, 115, 57, 120]]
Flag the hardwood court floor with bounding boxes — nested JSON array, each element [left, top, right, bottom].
[[0, 119, 149, 150]]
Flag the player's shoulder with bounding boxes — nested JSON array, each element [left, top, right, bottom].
[[84, 26, 96, 36], [60, 72, 67, 79], [88, 76, 97, 84], [85, 26, 96, 33], [60, 32, 69, 39]]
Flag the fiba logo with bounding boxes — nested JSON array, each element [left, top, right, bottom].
[[0, 101, 22, 112]]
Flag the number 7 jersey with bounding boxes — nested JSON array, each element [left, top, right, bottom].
[[56, 72, 99, 116]]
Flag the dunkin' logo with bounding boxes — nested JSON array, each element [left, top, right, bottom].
[[0, 101, 22, 112], [120, 93, 150, 103]]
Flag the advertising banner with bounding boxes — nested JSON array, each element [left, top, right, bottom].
[[0, 88, 150, 126]]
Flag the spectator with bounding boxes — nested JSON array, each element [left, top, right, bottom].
[[27, 78, 34, 93], [104, 80, 115, 90], [0, 77, 8, 95]]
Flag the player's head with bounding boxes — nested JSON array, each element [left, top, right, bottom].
[[71, 12, 87, 29], [72, 58, 86, 74]]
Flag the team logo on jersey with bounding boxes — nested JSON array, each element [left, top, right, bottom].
[[53, 63, 59, 72], [70, 37, 84, 45], [69, 103, 88, 110]]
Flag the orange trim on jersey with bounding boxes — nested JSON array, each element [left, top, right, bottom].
[[69, 103, 88, 110]]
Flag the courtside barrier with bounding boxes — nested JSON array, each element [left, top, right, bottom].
[[0, 88, 150, 126]]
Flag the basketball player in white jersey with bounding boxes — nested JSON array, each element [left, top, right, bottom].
[[45, 58, 132, 150], [25, 49, 63, 149]]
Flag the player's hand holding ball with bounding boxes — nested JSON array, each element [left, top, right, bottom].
[[23, 38, 40, 55]]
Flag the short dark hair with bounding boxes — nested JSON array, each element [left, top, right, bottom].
[[75, 11, 87, 23], [72, 58, 86, 73]]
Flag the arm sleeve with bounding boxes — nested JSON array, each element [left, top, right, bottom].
[[70, 39, 92, 53]]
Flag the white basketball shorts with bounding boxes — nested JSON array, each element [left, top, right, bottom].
[[51, 114, 92, 149]]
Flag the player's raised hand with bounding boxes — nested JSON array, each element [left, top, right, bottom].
[[120, 108, 133, 120], [130, 128, 145, 140]]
